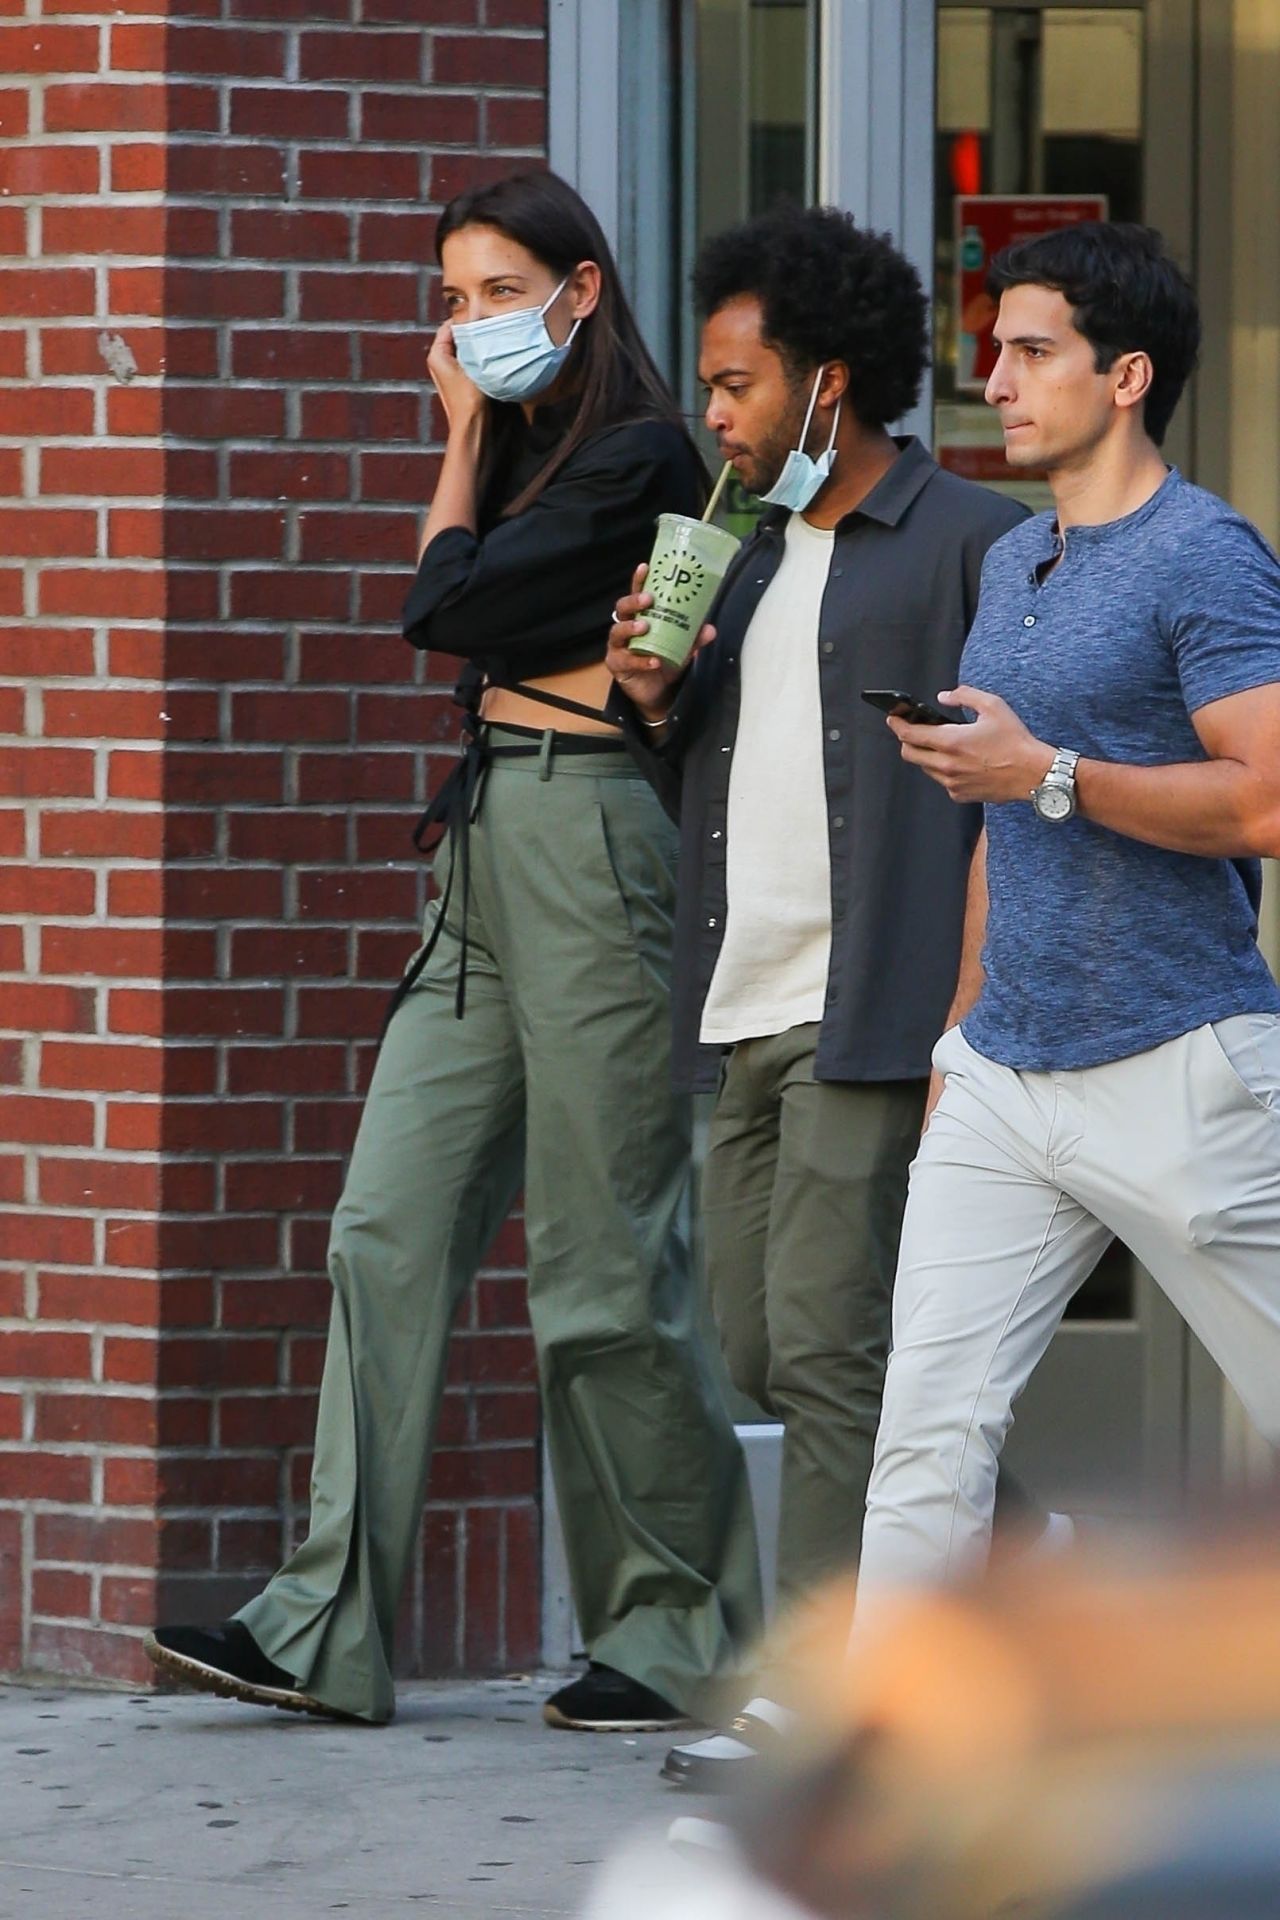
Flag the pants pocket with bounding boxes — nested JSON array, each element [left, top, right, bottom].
[[593, 777, 678, 955], [1206, 1014, 1280, 1117], [931, 1022, 968, 1075]]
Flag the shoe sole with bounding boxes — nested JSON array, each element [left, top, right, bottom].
[[143, 1633, 351, 1721], [659, 1756, 747, 1791], [542, 1703, 694, 1733]]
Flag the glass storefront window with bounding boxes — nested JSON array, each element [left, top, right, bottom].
[[618, 1, 820, 528], [690, 0, 818, 242], [678, 0, 820, 528], [934, 3, 1144, 513]]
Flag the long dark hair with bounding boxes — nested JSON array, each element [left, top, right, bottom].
[[436, 169, 703, 515]]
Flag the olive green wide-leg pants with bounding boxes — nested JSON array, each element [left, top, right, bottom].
[[237, 741, 762, 1724]]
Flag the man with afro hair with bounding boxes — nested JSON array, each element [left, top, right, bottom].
[[608, 203, 1062, 1790]]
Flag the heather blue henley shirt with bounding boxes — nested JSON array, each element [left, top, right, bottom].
[[960, 469, 1280, 1072]]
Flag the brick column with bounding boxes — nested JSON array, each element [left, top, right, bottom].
[[1, 1, 547, 1687]]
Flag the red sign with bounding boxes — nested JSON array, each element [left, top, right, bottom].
[[955, 194, 1107, 392]]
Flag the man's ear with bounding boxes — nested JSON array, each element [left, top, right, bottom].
[[820, 361, 850, 408], [1112, 348, 1154, 417]]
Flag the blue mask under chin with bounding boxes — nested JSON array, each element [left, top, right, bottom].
[[759, 366, 840, 511]]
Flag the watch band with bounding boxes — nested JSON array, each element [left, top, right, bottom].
[[1030, 747, 1080, 821]]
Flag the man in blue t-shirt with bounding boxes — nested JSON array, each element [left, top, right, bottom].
[[856, 221, 1280, 1603]]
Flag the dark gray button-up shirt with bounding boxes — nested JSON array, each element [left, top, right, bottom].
[[613, 438, 1028, 1091]]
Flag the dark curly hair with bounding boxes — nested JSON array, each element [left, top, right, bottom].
[[692, 204, 929, 429], [986, 222, 1200, 446]]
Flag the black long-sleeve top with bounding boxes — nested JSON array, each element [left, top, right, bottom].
[[401, 409, 705, 683]]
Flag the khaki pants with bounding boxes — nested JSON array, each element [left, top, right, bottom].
[[239, 740, 762, 1722], [857, 1016, 1280, 1607]]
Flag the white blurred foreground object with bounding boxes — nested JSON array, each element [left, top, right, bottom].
[[582, 1832, 814, 1920], [582, 1522, 1280, 1920]]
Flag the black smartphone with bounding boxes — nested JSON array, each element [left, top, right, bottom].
[[861, 688, 968, 727]]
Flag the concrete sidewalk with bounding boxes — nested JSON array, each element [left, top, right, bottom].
[[0, 1672, 686, 1920]]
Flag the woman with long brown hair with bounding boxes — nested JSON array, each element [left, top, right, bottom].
[[146, 170, 761, 1731]]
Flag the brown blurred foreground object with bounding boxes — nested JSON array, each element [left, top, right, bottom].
[[598, 1525, 1280, 1919]]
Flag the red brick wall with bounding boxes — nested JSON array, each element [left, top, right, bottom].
[[0, 0, 547, 1687]]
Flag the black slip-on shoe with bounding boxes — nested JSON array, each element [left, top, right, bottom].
[[144, 1621, 346, 1720], [543, 1661, 693, 1732]]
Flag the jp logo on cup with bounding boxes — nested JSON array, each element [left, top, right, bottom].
[[633, 512, 741, 671], [655, 554, 708, 611]]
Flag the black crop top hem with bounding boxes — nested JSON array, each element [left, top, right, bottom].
[[401, 415, 705, 685]]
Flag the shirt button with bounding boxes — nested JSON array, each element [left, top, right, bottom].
[[1023, 614, 1036, 627], [832, 566, 844, 578], [828, 728, 841, 742], [711, 829, 722, 841], [822, 641, 834, 655], [720, 744, 731, 753], [832, 814, 845, 829], [708, 917, 717, 929]]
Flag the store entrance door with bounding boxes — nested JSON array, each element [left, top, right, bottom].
[[934, 0, 1200, 1516]]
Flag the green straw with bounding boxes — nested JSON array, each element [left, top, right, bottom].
[[702, 459, 733, 523]]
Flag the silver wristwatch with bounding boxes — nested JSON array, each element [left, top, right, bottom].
[[1030, 748, 1080, 822]]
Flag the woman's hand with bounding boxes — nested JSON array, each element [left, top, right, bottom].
[[427, 320, 486, 434], [604, 563, 715, 721]]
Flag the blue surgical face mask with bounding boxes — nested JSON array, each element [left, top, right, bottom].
[[452, 276, 583, 404], [758, 366, 840, 510]]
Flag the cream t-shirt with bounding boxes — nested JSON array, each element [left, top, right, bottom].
[[699, 512, 835, 1046]]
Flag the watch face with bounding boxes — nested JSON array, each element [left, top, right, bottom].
[[1035, 783, 1074, 822]]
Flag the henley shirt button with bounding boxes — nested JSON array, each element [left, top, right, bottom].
[[1023, 614, 1036, 627], [822, 641, 834, 655], [832, 814, 845, 829], [828, 728, 841, 742], [832, 567, 843, 578]]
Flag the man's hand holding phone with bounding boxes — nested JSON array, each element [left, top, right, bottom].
[[876, 684, 1054, 806], [606, 562, 716, 724], [861, 688, 970, 727]]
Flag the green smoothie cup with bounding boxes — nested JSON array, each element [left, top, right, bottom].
[[630, 511, 741, 671]]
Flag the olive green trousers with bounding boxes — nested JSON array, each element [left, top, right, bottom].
[[238, 738, 762, 1722], [703, 1025, 1037, 1612], [702, 1026, 926, 1607]]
